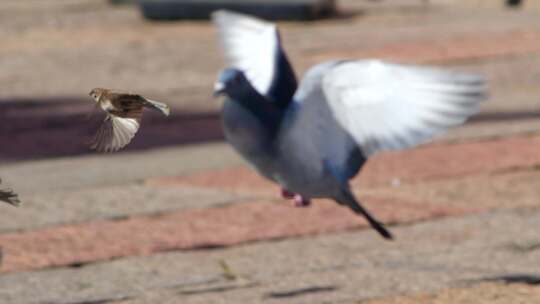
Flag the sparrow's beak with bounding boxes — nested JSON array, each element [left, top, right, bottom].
[[213, 82, 225, 97]]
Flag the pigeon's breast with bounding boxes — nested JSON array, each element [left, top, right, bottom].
[[222, 99, 277, 180], [271, 108, 344, 198]]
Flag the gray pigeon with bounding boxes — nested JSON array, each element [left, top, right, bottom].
[[212, 10, 486, 239]]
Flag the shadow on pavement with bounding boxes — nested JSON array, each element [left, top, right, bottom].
[[179, 281, 260, 296], [481, 274, 540, 285], [0, 96, 224, 162], [3, 97, 540, 163], [264, 285, 339, 299], [469, 111, 540, 123]]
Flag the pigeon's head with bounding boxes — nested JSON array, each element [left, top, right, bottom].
[[213, 68, 250, 99], [89, 88, 108, 102]]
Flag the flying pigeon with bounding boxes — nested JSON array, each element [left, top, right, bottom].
[[88, 88, 170, 152], [212, 10, 486, 239]]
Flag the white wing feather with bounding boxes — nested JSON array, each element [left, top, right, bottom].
[[90, 116, 140, 153], [321, 60, 486, 156], [286, 60, 486, 177], [212, 10, 277, 96]]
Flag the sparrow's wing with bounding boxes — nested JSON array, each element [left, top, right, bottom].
[[0, 180, 20, 206], [212, 10, 297, 107], [287, 60, 486, 178], [109, 94, 146, 117], [112, 93, 170, 117], [90, 114, 141, 152]]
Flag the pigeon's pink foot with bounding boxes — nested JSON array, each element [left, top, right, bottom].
[[281, 188, 295, 199], [293, 194, 311, 207]]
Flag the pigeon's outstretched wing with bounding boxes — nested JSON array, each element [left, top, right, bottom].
[[322, 60, 486, 157], [289, 60, 486, 178], [90, 115, 140, 153], [212, 10, 297, 107]]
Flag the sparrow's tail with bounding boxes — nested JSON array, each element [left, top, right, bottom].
[[143, 98, 170, 116], [336, 190, 393, 240]]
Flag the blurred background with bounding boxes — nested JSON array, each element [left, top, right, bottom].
[[1, 0, 540, 303]]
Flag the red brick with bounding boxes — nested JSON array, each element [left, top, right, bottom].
[[310, 30, 540, 64], [149, 135, 540, 193], [0, 197, 468, 273], [355, 134, 540, 187]]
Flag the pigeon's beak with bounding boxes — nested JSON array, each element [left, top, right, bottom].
[[213, 82, 225, 97]]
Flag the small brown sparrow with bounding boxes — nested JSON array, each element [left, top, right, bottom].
[[0, 179, 20, 206], [88, 88, 170, 152]]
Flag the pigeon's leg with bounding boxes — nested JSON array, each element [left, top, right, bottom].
[[280, 188, 310, 207], [281, 188, 295, 199], [293, 194, 311, 207]]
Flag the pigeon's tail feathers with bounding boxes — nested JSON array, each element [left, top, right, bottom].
[[336, 190, 393, 240], [143, 98, 170, 116]]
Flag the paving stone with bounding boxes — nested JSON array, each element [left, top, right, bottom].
[[9, 119, 534, 217], [367, 169, 540, 212], [0, 184, 247, 233], [6, 133, 540, 274], [0, 196, 462, 273], [1, 208, 539, 304], [3, 2, 540, 104], [354, 134, 540, 188], [0, 142, 242, 195], [139, 0, 336, 21], [442, 119, 540, 143], [4, 133, 540, 274], [3, 164, 540, 275], [148, 135, 540, 193], [2, 3, 540, 304], [308, 28, 540, 66], [359, 283, 540, 304]]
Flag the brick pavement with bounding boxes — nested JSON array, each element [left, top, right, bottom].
[[359, 283, 540, 304], [1, 134, 539, 276], [1, 1, 540, 304], [2, 208, 539, 304], [149, 134, 540, 191]]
